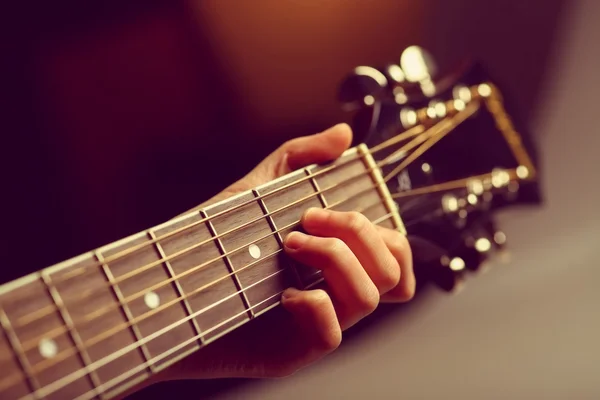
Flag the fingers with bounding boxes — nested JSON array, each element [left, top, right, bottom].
[[280, 288, 342, 356], [376, 226, 416, 303], [284, 231, 380, 330], [276, 123, 353, 173], [301, 208, 401, 294]]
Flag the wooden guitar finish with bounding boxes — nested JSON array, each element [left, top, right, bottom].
[[0, 47, 541, 399]]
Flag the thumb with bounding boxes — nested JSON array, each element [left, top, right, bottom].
[[257, 123, 353, 178], [281, 123, 354, 173], [199, 123, 353, 208]]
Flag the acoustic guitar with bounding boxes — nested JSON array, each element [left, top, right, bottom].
[[0, 47, 541, 399]]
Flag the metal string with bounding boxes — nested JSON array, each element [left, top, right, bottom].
[[12, 209, 396, 400]]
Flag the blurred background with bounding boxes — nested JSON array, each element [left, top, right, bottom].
[[1, 0, 599, 399]]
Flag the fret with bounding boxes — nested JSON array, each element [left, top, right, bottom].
[[256, 169, 323, 288], [202, 209, 254, 318], [0, 309, 37, 399], [39, 272, 102, 399], [204, 191, 296, 317], [0, 277, 96, 400], [147, 228, 203, 346], [153, 209, 249, 342], [49, 253, 148, 393], [254, 188, 303, 306], [96, 251, 153, 374], [305, 167, 328, 208], [98, 232, 198, 372]]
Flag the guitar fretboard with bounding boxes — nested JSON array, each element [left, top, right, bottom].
[[0, 145, 402, 400]]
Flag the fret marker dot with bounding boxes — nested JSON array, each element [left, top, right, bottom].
[[39, 338, 58, 359], [249, 244, 261, 259], [144, 291, 160, 309]]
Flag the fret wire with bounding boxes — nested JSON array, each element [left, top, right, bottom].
[[17, 179, 389, 356], [95, 252, 154, 374], [304, 168, 328, 208], [25, 212, 396, 400], [39, 272, 104, 398], [201, 210, 254, 320], [252, 189, 304, 290], [0, 308, 41, 398], [147, 229, 204, 347]]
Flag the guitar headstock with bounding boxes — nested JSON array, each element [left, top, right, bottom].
[[338, 46, 542, 292]]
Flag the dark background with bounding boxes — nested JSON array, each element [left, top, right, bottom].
[[0, 1, 568, 398]]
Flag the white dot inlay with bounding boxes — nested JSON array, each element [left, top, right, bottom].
[[144, 291, 160, 309], [249, 244, 261, 259], [39, 338, 58, 359]]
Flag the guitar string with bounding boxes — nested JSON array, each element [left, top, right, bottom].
[[4, 100, 480, 393], [79, 218, 402, 400], [10, 128, 502, 392], [7, 204, 395, 398], [14, 178, 386, 359], [39, 122, 430, 288], [38, 198, 477, 400], [9, 122, 435, 329], [9, 111, 486, 384], [3, 107, 474, 384], [10, 119, 449, 330]]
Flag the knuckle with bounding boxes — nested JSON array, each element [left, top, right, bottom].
[[346, 211, 370, 236], [319, 326, 342, 353], [402, 278, 417, 301], [324, 237, 347, 255], [379, 261, 401, 292], [357, 285, 380, 314]]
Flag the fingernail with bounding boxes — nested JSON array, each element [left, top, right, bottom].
[[282, 287, 301, 301], [284, 231, 308, 250]]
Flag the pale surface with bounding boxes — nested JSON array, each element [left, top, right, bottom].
[[207, 1, 600, 399]]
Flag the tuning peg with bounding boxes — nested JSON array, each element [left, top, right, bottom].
[[338, 66, 388, 110]]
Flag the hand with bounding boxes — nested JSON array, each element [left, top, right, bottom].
[[151, 123, 415, 385]]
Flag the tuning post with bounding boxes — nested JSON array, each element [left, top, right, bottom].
[[441, 194, 459, 213], [467, 179, 485, 196], [393, 87, 408, 104], [384, 64, 406, 83], [474, 237, 492, 253], [476, 83, 493, 98], [426, 100, 447, 120], [453, 84, 473, 104], [516, 165, 530, 179], [493, 231, 507, 246], [363, 95, 375, 106], [491, 168, 511, 188], [433, 255, 467, 292], [400, 107, 418, 128], [467, 193, 478, 205]]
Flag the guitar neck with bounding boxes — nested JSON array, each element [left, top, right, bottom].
[[0, 144, 403, 400]]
